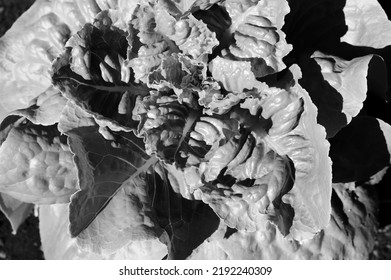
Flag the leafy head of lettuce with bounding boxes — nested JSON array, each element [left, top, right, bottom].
[[0, 0, 391, 260]]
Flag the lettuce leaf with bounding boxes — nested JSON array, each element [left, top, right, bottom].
[[274, 65, 332, 241], [136, 63, 332, 241], [128, 3, 174, 84], [342, 0, 391, 48], [59, 102, 158, 237], [0, 0, 98, 120], [209, 57, 268, 93], [39, 203, 167, 259], [297, 51, 387, 138], [76, 173, 165, 256], [151, 164, 220, 260], [312, 52, 387, 136], [154, 4, 219, 60], [128, 1, 218, 84], [10, 87, 67, 126], [147, 53, 208, 104], [52, 15, 150, 132], [210, 0, 291, 80], [189, 181, 378, 260], [0, 117, 77, 204]]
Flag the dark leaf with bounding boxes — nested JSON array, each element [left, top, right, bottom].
[[59, 103, 157, 237], [51, 21, 149, 132], [151, 165, 220, 259]]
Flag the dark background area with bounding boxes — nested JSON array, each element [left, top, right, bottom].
[[363, 0, 391, 228], [0, 0, 391, 260]]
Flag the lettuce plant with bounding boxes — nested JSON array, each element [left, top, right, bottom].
[[0, 0, 391, 259]]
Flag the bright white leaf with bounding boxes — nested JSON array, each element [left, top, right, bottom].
[[342, 0, 391, 48]]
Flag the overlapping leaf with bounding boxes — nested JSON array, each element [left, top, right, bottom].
[[52, 13, 149, 132], [10, 86, 67, 126], [151, 164, 220, 259], [76, 173, 165, 256], [59, 102, 158, 237], [189, 182, 378, 260], [39, 203, 167, 259], [0, 117, 77, 204], [209, 0, 291, 88], [298, 52, 388, 138]]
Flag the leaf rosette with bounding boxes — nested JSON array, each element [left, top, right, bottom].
[[1, 0, 391, 260], [134, 64, 332, 241]]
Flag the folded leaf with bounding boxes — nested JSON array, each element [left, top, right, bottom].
[[209, 57, 268, 93], [155, 4, 219, 60], [129, 1, 218, 83], [310, 52, 388, 136], [147, 53, 209, 104], [277, 65, 332, 241], [210, 0, 291, 79], [296, 55, 347, 138], [52, 15, 149, 132], [128, 3, 173, 83], [136, 64, 332, 241], [133, 93, 201, 164]]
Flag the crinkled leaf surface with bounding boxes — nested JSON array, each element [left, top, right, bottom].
[[330, 116, 391, 183], [189, 182, 378, 260], [0, 117, 77, 204], [154, 3, 219, 60], [266, 65, 332, 241], [136, 64, 332, 241], [0, 0, 141, 120], [209, 0, 291, 85], [10, 86, 67, 126], [209, 57, 268, 93], [52, 16, 149, 132], [59, 102, 157, 237], [0, 0, 100, 120], [128, 1, 218, 84], [0, 193, 33, 234]]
